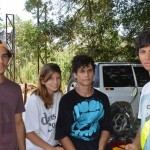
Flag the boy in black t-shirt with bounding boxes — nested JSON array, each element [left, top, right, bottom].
[[56, 54, 112, 150]]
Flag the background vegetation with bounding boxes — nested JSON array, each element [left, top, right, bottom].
[[0, 0, 150, 92]]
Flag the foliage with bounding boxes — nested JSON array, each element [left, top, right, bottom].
[[53, 0, 121, 61], [14, 16, 75, 90], [1, 0, 149, 90], [54, 49, 75, 92], [114, 0, 150, 56]]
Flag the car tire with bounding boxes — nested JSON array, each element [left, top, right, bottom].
[[111, 102, 131, 136]]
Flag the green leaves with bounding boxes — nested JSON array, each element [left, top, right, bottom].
[[7, 0, 150, 89]]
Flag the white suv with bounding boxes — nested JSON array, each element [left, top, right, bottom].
[[67, 63, 150, 135]]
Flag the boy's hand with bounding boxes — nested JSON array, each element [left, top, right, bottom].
[[125, 143, 138, 150]]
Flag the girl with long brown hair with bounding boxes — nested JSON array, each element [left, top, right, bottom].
[[24, 63, 63, 150]]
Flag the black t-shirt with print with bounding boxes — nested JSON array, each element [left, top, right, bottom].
[[55, 89, 112, 150]]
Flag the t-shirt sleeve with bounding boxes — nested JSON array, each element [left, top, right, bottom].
[[100, 95, 113, 132], [55, 96, 70, 140], [138, 83, 150, 119], [24, 94, 40, 133], [15, 85, 25, 113], [138, 96, 142, 119]]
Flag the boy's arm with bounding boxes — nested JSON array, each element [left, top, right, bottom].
[[133, 128, 140, 147], [60, 136, 76, 150], [125, 128, 140, 150], [15, 113, 26, 150], [98, 130, 110, 150]]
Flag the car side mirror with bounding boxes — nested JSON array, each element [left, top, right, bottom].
[[131, 87, 138, 97]]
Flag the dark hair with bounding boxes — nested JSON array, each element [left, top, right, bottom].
[[71, 54, 95, 73], [135, 30, 150, 53]]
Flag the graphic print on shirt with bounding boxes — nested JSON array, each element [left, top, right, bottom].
[[41, 112, 56, 132], [140, 94, 150, 150], [0, 102, 12, 133], [71, 98, 104, 141]]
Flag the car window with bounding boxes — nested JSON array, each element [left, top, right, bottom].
[[133, 66, 150, 87], [103, 66, 135, 87]]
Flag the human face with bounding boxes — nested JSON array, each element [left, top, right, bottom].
[[139, 45, 150, 75], [42, 72, 61, 94], [74, 64, 94, 87], [0, 47, 10, 75]]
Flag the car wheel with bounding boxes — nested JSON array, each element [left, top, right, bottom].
[[111, 103, 131, 135], [112, 112, 129, 135]]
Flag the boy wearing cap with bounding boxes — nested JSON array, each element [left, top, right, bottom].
[[0, 43, 25, 150]]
